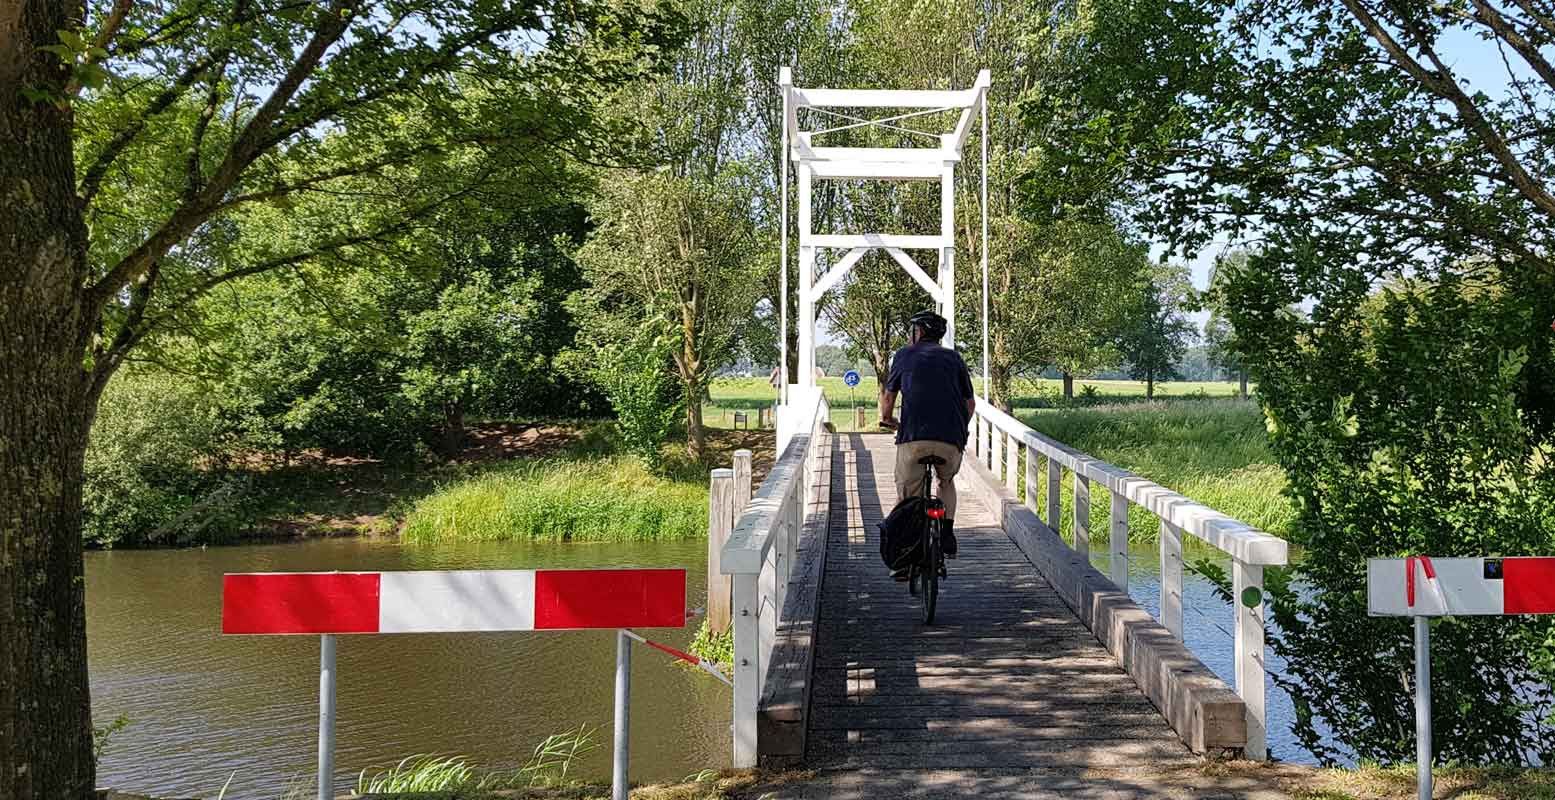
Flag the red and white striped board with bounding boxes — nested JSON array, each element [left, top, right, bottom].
[[222, 569, 686, 634], [1367, 557, 1555, 617]]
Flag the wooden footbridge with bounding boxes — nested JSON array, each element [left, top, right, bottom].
[[713, 388, 1288, 796]]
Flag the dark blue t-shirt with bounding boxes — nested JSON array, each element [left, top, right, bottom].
[[886, 342, 975, 447]]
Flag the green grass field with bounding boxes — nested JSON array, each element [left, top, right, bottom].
[[707, 376, 1294, 545], [1016, 400, 1296, 545], [704, 375, 1246, 432]]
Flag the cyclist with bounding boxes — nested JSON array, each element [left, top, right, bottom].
[[878, 310, 976, 559]]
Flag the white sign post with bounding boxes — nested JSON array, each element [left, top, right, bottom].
[[1367, 556, 1555, 800]]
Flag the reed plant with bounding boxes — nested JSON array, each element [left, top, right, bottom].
[[400, 456, 705, 544]]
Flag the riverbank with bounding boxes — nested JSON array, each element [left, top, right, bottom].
[[98, 423, 773, 549]]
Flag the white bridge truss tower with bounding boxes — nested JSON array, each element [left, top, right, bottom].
[[777, 67, 991, 407]]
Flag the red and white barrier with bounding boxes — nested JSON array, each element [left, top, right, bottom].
[[222, 568, 686, 634], [1366, 557, 1555, 617], [221, 567, 692, 800], [1367, 555, 1555, 800]]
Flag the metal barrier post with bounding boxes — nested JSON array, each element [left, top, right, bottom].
[[318, 634, 336, 800], [1415, 617, 1433, 800], [613, 629, 632, 800]]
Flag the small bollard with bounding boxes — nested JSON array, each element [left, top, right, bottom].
[[854, 406, 866, 429], [707, 469, 735, 633]]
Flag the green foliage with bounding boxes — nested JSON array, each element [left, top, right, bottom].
[[92, 714, 129, 765], [356, 755, 476, 794], [572, 168, 763, 461], [1233, 268, 1555, 766], [352, 727, 599, 794], [577, 319, 684, 470], [1117, 262, 1197, 395], [512, 726, 600, 787], [82, 371, 240, 547], [400, 455, 706, 544], [688, 620, 734, 668]]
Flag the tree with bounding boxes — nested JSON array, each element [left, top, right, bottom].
[[1118, 262, 1195, 399], [822, 252, 931, 383], [573, 169, 762, 462], [1201, 253, 1251, 398], [1032, 0, 1555, 762], [1, 1, 678, 792]]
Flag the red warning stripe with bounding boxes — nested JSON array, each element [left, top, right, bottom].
[[533, 569, 685, 629], [1505, 558, 1555, 614], [223, 573, 380, 634], [223, 569, 687, 635]]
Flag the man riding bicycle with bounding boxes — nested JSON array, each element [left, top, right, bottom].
[[878, 310, 976, 560]]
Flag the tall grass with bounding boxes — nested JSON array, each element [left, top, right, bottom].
[[1016, 399, 1298, 544], [351, 726, 600, 795], [401, 456, 706, 544]]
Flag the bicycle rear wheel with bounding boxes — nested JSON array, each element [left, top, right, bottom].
[[921, 521, 939, 624]]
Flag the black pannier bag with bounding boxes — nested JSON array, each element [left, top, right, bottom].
[[878, 493, 929, 571]]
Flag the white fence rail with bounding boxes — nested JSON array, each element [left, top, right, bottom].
[[971, 398, 1288, 759], [720, 386, 830, 767]]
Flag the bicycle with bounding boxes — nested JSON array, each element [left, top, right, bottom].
[[906, 455, 947, 625]]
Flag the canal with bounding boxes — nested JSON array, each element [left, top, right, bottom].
[[88, 539, 727, 799], [88, 536, 1327, 798]]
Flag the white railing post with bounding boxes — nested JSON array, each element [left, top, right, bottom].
[[1005, 433, 1019, 493], [1024, 437, 1039, 513], [759, 546, 777, 698], [988, 420, 1001, 478], [1073, 473, 1090, 558], [1160, 520, 1184, 637], [1233, 559, 1268, 761], [1109, 492, 1128, 589], [708, 469, 735, 634], [733, 450, 753, 516], [732, 572, 760, 767], [1045, 455, 1061, 532]]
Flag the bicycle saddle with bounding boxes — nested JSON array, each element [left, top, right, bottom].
[[917, 455, 947, 465]]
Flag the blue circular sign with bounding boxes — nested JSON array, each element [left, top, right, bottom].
[[843, 370, 861, 387]]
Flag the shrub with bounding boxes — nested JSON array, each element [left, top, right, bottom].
[[83, 371, 235, 547], [1228, 262, 1555, 765], [585, 321, 683, 471]]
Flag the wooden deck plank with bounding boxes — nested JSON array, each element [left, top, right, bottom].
[[803, 434, 1191, 775]]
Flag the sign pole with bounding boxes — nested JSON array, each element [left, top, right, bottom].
[[318, 633, 337, 800], [1414, 615, 1432, 800], [613, 629, 632, 800]]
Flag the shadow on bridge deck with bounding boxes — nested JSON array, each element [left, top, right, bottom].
[[756, 433, 1281, 799]]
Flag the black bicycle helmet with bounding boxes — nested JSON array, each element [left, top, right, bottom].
[[909, 309, 948, 341]]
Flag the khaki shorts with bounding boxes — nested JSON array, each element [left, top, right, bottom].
[[894, 440, 964, 519]]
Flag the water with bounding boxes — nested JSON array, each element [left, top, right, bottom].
[[86, 539, 726, 799], [1088, 540, 1326, 765], [87, 536, 1322, 799]]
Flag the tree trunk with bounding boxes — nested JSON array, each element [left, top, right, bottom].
[[1062, 372, 1074, 400], [2, 11, 101, 794], [869, 349, 890, 386], [1239, 370, 1249, 399], [990, 363, 1014, 413], [685, 382, 706, 462], [440, 401, 465, 456], [1146, 372, 1155, 399]]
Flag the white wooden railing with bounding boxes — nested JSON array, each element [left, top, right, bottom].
[[720, 386, 830, 767], [970, 398, 1288, 760]]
